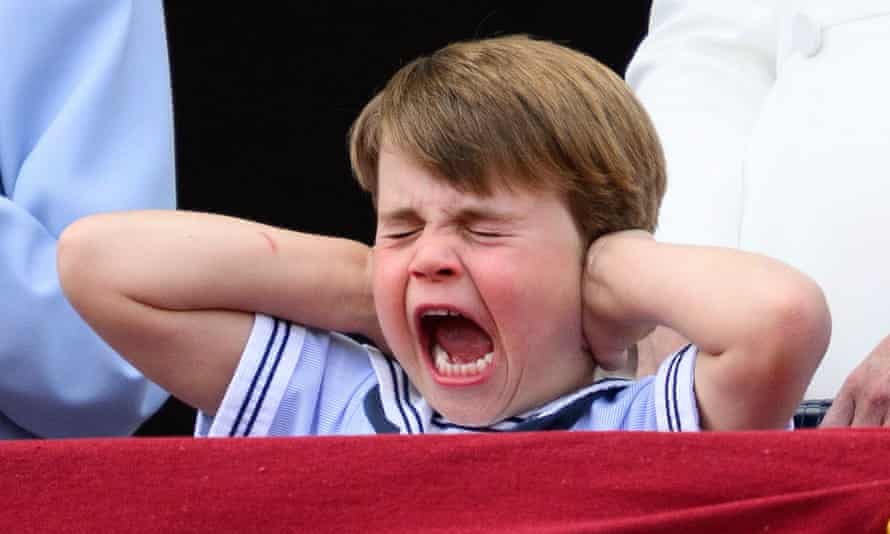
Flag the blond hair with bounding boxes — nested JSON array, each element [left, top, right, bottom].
[[349, 35, 666, 244]]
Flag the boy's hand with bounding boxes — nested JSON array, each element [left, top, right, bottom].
[[581, 230, 657, 370]]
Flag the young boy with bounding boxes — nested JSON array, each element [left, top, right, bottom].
[[57, 36, 829, 435]]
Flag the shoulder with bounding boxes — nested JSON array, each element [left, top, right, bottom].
[[575, 346, 700, 431], [651, 345, 699, 431], [198, 315, 378, 437]]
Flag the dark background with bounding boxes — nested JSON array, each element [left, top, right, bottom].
[[137, 2, 652, 436]]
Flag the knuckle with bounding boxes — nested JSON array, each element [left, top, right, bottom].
[[863, 386, 890, 408]]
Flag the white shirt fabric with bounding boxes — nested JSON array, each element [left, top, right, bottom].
[[627, 0, 890, 398], [196, 315, 701, 437]]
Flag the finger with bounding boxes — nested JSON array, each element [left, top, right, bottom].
[[851, 394, 888, 427], [820, 394, 853, 428]]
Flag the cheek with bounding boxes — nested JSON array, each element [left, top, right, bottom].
[[484, 246, 582, 300], [483, 251, 584, 348], [371, 251, 411, 347]]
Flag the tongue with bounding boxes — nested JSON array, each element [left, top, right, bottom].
[[432, 316, 494, 363]]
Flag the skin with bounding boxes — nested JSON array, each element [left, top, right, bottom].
[[57, 147, 831, 430], [635, 327, 890, 428], [582, 231, 830, 430], [821, 334, 890, 427], [372, 144, 594, 426], [57, 212, 377, 414], [55, 143, 597, 426]]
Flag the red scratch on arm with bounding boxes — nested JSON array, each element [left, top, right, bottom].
[[259, 230, 278, 254]]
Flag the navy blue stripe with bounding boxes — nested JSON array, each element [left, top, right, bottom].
[[664, 349, 681, 432], [432, 412, 511, 429], [431, 385, 627, 433], [229, 319, 279, 437], [243, 321, 291, 436], [363, 385, 400, 434], [671, 345, 690, 431], [515, 389, 613, 431], [385, 357, 414, 434], [401, 369, 424, 433], [430, 380, 631, 432], [431, 420, 505, 433]]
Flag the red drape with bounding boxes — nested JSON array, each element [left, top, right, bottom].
[[3, 429, 889, 533]]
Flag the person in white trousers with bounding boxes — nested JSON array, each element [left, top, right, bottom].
[[625, 0, 890, 427]]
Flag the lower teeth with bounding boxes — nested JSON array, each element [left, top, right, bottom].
[[433, 344, 493, 376]]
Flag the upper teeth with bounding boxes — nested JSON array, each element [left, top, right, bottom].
[[423, 309, 461, 317]]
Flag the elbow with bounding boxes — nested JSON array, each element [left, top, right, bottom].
[[705, 273, 831, 429], [57, 215, 115, 309], [757, 275, 832, 378], [57, 217, 88, 299]]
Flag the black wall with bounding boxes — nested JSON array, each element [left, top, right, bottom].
[[138, 2, 652, 435]]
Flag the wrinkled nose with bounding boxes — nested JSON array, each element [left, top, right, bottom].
[[409, 235, 462, 282]]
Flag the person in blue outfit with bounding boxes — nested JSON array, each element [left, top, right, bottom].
[[58, 36, 828, 435], [0, 0, 175, 438]]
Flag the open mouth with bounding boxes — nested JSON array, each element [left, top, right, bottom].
[[417, 307, 495, 381]]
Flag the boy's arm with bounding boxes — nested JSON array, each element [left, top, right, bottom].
[[583, 231, 830, 430], [57, 210, 380, 415]]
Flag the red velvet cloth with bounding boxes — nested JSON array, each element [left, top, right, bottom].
[[3, 430, 890, 533]]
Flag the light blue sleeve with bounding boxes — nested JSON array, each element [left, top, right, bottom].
[[197, 315, 377, 437], [579, 345, 699, 431], [0, 1, 175, 438], [653, 345, 700, 431]]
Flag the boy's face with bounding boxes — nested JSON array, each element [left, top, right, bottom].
[[372, 144, 595, 426]]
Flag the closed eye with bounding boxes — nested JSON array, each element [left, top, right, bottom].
[[383, 229, 420, 240], [467, 228, 509, 239], [469, 230, 502, 237]]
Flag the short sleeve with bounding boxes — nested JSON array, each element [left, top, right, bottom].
[[196, 315, 376, 437], [653, 345, 700, 432]]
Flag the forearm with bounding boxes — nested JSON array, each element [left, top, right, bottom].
[[588, 234, 827, 358], [586, 233, 829, 428], [59, 210, 379, 343]]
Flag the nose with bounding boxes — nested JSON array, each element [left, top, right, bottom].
[[409, 233, 462, 282]]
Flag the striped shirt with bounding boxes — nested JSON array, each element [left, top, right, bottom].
[[196, 314, 699, 437]]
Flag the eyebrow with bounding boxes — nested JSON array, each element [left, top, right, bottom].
[[377, 208, 422, 226], [452, 207, 518, 226]]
